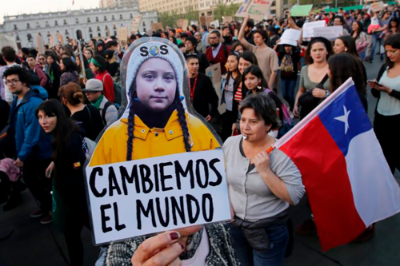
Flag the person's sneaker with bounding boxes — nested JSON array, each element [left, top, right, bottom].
[[3, 194, 22, 211], [40, 214, 52, 225], [30, 209, 45, 218], [295, 219, 317, 235]]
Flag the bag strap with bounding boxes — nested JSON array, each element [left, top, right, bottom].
[[102, 101, 112, 126], [377, 64, 387, 82], [316, 74, 329, 89]]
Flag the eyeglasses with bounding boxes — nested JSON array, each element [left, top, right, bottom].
[[39, 58, 45, 61], [5, 79, 21, 85]]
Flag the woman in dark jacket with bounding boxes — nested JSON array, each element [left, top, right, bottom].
[[46, 53, 61, 99], [36, 99, 93, 266], [59, 57, 79, 89]]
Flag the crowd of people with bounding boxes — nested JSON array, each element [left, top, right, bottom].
[[1, 2, 400, 266]]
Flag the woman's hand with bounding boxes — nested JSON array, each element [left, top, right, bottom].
[[131, 231, 184, 266], [312, 88, 327, 98], [253, 151, 271, 175], [293, 105, 299, 117], [375, 84, 393, 94], [46, 161, 55, 178], [231, 122, 237, 133]]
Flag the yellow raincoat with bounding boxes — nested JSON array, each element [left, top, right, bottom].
[[89, 110, 220, 166]]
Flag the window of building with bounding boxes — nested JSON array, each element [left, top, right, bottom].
[[14, 24, 17, 30], [143, 27, 146, 32], [98, 32, 101, 37], [112, 15, 115, 20], [130, 13, 133, 18], [65, 30, 69, 34], [96, 17, 99, 22], [104, 16, 107, 21], [45, 21, 49, 27], [143, 21, 146, 26], [75, 18, 79, 24], [120, 14, 123, 19], [114, 31, 117, 36], [97, 26, 101, 31], [87, 17, 91, 23], [89, 27, 93, 32], [36, 22, 40, 28], [90, 33, 93, 38], [55, 20, 58, 26], [64, 19, 67, 25]]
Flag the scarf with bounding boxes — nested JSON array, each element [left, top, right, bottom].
[[91, 94, 104, 110], [133, 101, 176, 129]]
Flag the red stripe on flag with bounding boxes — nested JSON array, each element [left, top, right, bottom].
[[279, 116, 366, 251]]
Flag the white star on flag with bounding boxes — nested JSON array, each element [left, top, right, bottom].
[[334, 105, 351, 134]]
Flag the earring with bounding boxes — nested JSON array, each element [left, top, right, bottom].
[[345, 48, 347, 52]]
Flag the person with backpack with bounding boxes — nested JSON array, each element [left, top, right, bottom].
[[90, 55, 115, 103], [83, 79, 118, 127], [36, 99, 93, 266]]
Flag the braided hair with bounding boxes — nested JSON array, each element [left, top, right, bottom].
[[126, 69, 192, 161]]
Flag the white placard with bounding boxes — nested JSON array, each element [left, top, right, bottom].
[[279, 29, 301, 46], [302, 20, 326, 39], [210, 20, 220, 28], [313, 26, 343, 40], [85, 149, 231, 245]]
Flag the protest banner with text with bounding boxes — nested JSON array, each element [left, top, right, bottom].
[[235, 0, 274, 22], [313, 26, 343, 41], [85, 150, 231, 245]]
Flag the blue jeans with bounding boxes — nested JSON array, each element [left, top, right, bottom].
[[280, 79, 297, 110], [228, 223, 289, 266], [370, 33, 382, 61]]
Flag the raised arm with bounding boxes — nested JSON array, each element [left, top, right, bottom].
[[238, 16, 251, 49]]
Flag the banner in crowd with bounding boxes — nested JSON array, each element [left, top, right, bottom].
[[223, 16, 233, 23], [0, 33, 18, 51], [279, 29, 301, 46], [275, 78, 400, 251], [235, 0, 274, 22], [290, 4, 313, 17], [151, 22, 164, 32], [118, 27, 128, 42], [131, 15, 142, 33], [56, 31, 64, 45], [370, 1, 385, 12], [302, 20, 326, 39], [199, 16, 214, 27], [85, 38, 228, 245], [205, 63, 223, 114], [210, 20, 220, 28], [313, 26, 343, 40], [177, 19, 189, 30], [36, 34, 45, 54]]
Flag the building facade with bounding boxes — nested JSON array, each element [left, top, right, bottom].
[[138, 0, 284, 18], [100, 0, 138, 8], [0, 6, 157, 48]]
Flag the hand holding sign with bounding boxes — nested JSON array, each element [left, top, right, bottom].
[[131, 231, 184, 266]]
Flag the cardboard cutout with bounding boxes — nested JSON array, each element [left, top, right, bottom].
[[85, 38, 230, 245]]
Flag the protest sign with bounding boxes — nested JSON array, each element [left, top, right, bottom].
[[86, 38, 225, 245], [36, 34, 45, 54], [118, 27, 128, 42], [151, 22, 164, 32], [0, 33, 18, 51], [205, 63, 223, 114], [49, 34, 55, 48], [235, 0, 274, 22], [56, 31, 64, 45], [177, 19, 189, 30], [290, 4, 313, 17], [370, 1, 384, 12], [199, 16, 214, 26], [223, 16, 233, 23], [210, 20, 220, 28], [131, 15, 142, 33], [279, 29, 301, 46], [86, 150, 230, 244], [313, 26, 343, 40], [302, 20, 326, 39]]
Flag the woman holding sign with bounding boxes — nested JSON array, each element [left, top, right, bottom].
[[90, 39, 239, 266], [224, 94, 304, 266]]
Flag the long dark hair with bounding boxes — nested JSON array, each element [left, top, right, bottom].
[[126, 59, 191, 161], [242, 65, 268, 96], [337, 36, 359, 58], [35, 99, 80, 186], [225, 53, 241, 91], [388, 17, 400, 33], [351, 21, 364, 39], [305, 37, 333, 65], [384, 33, 400, 69], [61, 57, 78, 73], [239, 51, 259, 67], [328, 53, 366, 94]]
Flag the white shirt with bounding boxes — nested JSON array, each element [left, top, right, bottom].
[[211, 43, 222, 58], [377, 69, 400, 116]]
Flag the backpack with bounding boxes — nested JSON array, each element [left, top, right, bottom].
[[82, 137, 97, 160], [103, 74, 122, 106], [101, 101, 119, 126]]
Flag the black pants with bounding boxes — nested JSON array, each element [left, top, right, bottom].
[[23, 159, 52, 212], [374, 112, 400, 173], [64, 206, 90, 266]]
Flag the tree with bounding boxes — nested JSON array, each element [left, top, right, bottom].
[[184, 5, 200, 23], [158, 11, 180, 28], [213, 3, 241, 22]]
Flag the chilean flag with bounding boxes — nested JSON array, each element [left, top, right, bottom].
[[275, 79, 400, 251]]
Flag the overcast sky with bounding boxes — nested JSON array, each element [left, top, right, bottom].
[[1, 0, 100, 24]]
